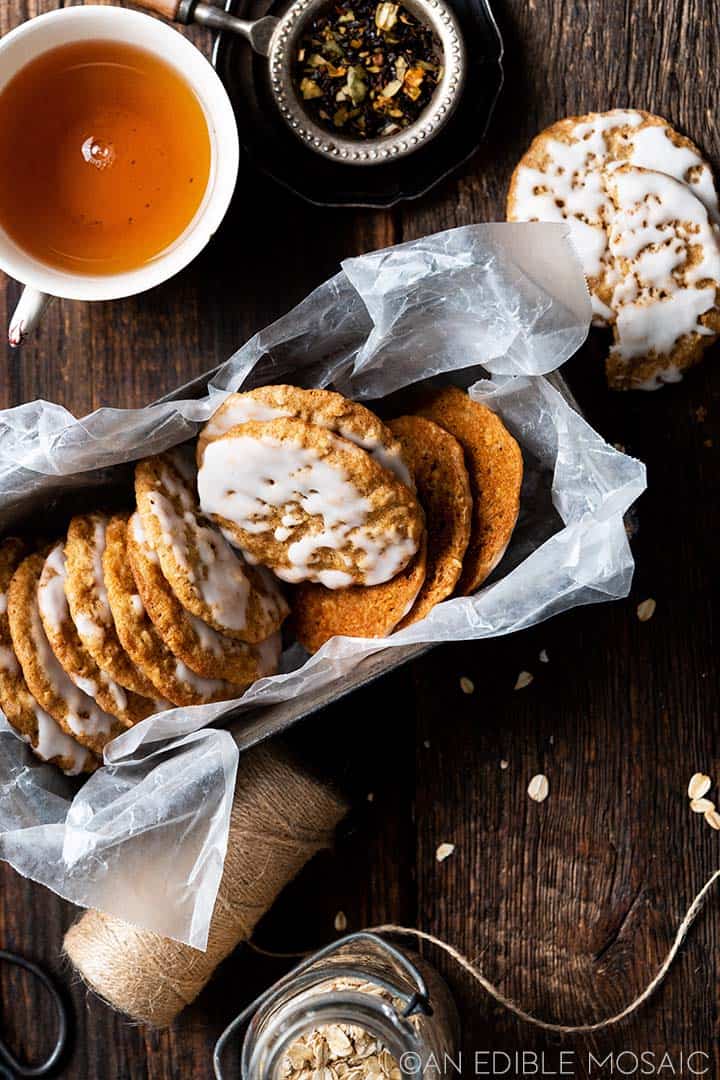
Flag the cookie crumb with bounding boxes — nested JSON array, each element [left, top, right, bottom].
[[459, 676, 474, 695], [500, 759, 509, 770], [514, 670, 534, 690], [436, 842, 455, 862], [539, 649, 549, 663], [334, 910, 348, 932]]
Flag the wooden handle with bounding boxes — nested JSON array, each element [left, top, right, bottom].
[[131, 0, 183, 22]]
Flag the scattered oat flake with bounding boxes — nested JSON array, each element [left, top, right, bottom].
[[514, 671, 534, 690], [500, 759, 509, 770], [691, 798, 715, 814], [636, 599, 656, 622], [423, 739, 431, 749], [367, 791, 375, 802], [436, 842, 455, 862], [460, 676, 474, 694], [695, 405, 708, 422], [705, 809, 720, 831], [539, 649, 549, 664], [334, 910, 348, 932], [704, 438, 713, 448], [528, 774, 549, 802], [688, 773, 712, 800]]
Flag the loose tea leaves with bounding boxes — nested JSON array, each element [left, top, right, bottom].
[[293, 0, 443, 139]]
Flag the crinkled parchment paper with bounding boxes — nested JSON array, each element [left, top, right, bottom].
[[0, 224, 646, 947]]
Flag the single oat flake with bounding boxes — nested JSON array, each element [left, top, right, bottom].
[[514, 671, 534, 690], [436, 842, 455, 862], [527, 774, 549, 802], [460, 676, 474, 694], [688, 773, 712, 801], [690, 797, 715, 814], [705, 809, 720, 831], [539, 649, 549, 664], [334, 910, 348, 932], [636, 598, 656, 622]]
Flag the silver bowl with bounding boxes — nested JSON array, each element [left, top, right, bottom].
[[267, 0, 466, 165]]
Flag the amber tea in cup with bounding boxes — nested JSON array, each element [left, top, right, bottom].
[[0, 40, 212, 276]]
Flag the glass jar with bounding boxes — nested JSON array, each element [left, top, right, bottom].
[[214, 932, 459, 1078]]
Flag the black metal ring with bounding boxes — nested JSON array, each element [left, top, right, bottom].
[[0, 950, 68, 1078]]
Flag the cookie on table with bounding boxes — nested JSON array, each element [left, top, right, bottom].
[[603, 165, 720, 390], [415, 387, 522, 595], [0, 538, 96, 775], [64, 512, 159, 698], [38, 541, 157, 727], [103, 515, 245, 708], [135, 453, 288, 643], [292, 537, 427, 653], [8, 552, 122, 756], [127, 513, 281, 685], [198, 417, 425, 588], [197, 385, 412, 487], [507, 109, 719, 323], [387, 415, 472, 627]]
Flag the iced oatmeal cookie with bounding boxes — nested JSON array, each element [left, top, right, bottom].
[[415, 387, 522, 595], [64, 512, 159, 697], [127, 513, 281, 685], [38, 541, 156, 727], [197, 385, 412, 486], [388, 415, 472, 626], [8, 552, 123, 756], [198, 417, 425, 588], [135, 453, 288, 643], [603, 165, 720, 389], [292, 536, 427, 653], [0, 538, 96, 774], [507, 109, 719, 323], [104, 515, 245, 708]]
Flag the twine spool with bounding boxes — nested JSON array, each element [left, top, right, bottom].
[[63, 743, 347, 1026]]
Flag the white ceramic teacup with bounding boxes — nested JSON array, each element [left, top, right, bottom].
[[0, 5, 240, 346]]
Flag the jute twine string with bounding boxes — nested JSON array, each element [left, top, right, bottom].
[[63, 744, 348, 1027], [368, 868, 720, 1034], [244, 870, 720, 1035]]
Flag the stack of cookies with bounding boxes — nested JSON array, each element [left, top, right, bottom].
[[0, 382, 523, 776], [507, 109, 720, 390], [196, 384, 523, 652], [0, 452, 288, 774]]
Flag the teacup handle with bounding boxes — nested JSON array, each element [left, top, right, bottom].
[[8, 286, 54, 347]]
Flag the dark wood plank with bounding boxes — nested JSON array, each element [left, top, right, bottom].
[[0, 0, 719, 1076]]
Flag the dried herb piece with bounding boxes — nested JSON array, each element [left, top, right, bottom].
[[292, 0, 442, 140]]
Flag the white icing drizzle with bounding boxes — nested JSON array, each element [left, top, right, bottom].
[[130, 594, 144, 617], [0, 644, 19, 675], [199, 433, 416, 587], [34, 705, 89, 775], [90, 517, 111, 622], [511, 111, 720, 319], [73, 611, 102, 643], [29, 569, 115, 738], [187, 613, 225, 657], [37, 543, 69, 631], [606, 167, 720, 363], [0, 594, 7, 616], [39, 545, 129, 715], [174, 660, 227, 699]]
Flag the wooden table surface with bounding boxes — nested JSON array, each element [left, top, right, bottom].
[[1, 0, 719, 1077]]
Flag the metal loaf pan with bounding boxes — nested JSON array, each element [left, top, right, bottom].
[[154, 366, 582, 752]]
